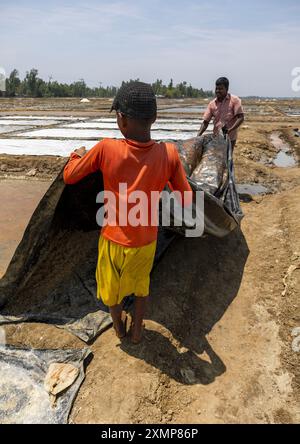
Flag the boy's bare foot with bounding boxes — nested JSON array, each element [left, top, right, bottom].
[[114, 311, 127, 339], [129, 322, 145, 344], [130, 296, 148, 344]]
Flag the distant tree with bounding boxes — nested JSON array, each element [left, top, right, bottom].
[[70, 79, 87, 97], [23, 68, 38, 96], [1, 69, 213, 99], [186, 84, 194, 98], [152, 79, 164, 95], [5, 69, 21, 96], [177, 81, 187, 97], [21, 68, 47, 97]]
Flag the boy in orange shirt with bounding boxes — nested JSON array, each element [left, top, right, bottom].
[[64, 82, 192, 344]]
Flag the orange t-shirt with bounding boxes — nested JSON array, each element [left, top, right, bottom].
[[63, 138, 192, 247]]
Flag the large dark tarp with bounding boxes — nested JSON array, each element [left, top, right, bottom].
[[0, 135, 243, 342]]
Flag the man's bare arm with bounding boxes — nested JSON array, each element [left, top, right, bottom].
[[227, 113, 244, 136], [197, 120, 209, 137]]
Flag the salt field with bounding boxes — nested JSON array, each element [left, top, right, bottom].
[[0, 119, 62, 126], [0, 126, 29, 134], [0, 116, 211, 156], [18, 128, 199, 140], [0, 116, 88, 121], [280, 108, 300, 117], [160, 106, 207, 113], [18, 128, 122, 139], [0, 139, 99, 156], [63, 121, 201, 130]]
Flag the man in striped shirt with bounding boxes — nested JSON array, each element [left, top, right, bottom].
[[198, 77, 244, 150]]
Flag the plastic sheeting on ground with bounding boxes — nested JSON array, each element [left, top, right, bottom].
[[0, 135, 243, 342], [0, 345, 91, 423]]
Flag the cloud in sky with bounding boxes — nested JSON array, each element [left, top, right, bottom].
[[1, 0, 300, 96]]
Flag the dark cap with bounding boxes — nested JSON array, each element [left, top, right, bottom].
[[110, 81, 157, 119]]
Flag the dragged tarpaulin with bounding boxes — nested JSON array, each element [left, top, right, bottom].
[[0, 345, 91, 423], [0, 135, 243, 342]]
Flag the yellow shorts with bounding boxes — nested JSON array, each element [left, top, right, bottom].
[[95, 236, 157, 307]]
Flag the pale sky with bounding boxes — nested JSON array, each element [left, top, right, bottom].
[[1, 0, 300, 97]]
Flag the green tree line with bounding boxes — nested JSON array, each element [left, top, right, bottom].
[[3, 69, 213, 99]]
